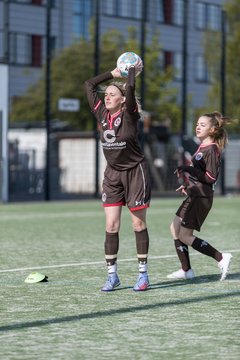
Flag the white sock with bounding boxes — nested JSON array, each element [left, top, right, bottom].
[[139, 262, 148, 273], [107, 263, 117, 274]]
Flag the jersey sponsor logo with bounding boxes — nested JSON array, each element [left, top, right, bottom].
[[195, 152, 203, 161], [103, 129, 116, 143], [114, 117, 121, 127], [201, 240, 209, 247], [177, 245, 188, 253], [135, 200, 143, 206], [102, 192, 107, 202], [101, 119, 108, 127], [102, 141, 126, 150], [102, 129, 126, 150]]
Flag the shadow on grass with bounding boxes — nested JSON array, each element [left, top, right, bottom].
[[0, 280, 239, 333], [150, 272, 240, 290]]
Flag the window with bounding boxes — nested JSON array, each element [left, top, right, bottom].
[[163, 0, 173, 24], [161, 0, 184, 26], [0, 31, 3, 61], [32, 0, 43, 5], [72, 0, 93, 39], [196, 2, 206, 29], [133, 0, 142, 19], [14, 0, 55, 6], [208, 4, 221, 31], [196, 2, 221, 31], [32, 35, 42, 66], [103, 0, 116, 15], [103, 0, 143, 19], [173, 0, 184, 26], [195, 55, 209, 82], [10, 33, 32, 65], [164, 51, 173, 68], [9, 32, 44, 66], [157, 0, 164, 22], [118, 0, 130, 17], [173, 52, 182, 80], [163, 51, 182, 80], [14, 0, 32, 3]]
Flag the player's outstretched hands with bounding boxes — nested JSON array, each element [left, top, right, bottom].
[[176, 185, 187, 196], [111, 68, 122, 78]]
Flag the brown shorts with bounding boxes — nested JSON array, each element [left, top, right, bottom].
[[102, 161, 151, 211], [176, 195, 213, 232]]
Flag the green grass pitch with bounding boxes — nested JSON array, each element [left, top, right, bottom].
[[0, 196, 239, 359]]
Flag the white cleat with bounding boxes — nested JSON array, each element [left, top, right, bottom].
[[167, 268, 195, 280], [218, 253, 232, 281]]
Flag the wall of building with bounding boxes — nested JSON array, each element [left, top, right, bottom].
[[0, 0, 226, 113]]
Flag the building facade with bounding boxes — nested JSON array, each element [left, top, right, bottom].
[[2, 0, 236, 202], [0, 0, 225, 114]]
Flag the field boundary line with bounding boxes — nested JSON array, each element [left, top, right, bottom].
[[0, 248, 239, 273]]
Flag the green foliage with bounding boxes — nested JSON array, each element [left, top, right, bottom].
[[201, 0, 240, 134], [10, 27, 181, 131], [144, 34, 181, 132]]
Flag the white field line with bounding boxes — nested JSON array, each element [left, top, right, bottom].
[[0, 208, 175, 221], [0, 248, 239, 274]]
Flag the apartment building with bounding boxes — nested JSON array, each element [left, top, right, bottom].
[[2, 0, 234, 201], [0, 0, 225, 113]]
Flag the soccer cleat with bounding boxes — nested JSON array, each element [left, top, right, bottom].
[[133, 272, 149, 291], [167, 268, 195, 280], [101, 273, 120, 292], [218, 253, 232, 281]]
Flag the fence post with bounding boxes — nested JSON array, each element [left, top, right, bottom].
[[220, 9, 227, 195]]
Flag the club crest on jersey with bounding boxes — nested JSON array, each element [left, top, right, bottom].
[[102, 192, 107, 202], [103, 129, 116, 143], [114, 117, 121, 127], [195, 152, 203, 161]]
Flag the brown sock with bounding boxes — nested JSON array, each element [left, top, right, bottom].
[[104, 232, 119, 266], [192, 237, 222, 262], [174, 239, 191, 271], [135, 228, 149, 264]]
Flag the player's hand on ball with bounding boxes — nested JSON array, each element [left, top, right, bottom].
[[117, 52, 143, 77], [111, 68, 123, 78]]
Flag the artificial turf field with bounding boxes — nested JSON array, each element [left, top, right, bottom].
[[0, 196, 239, 360]]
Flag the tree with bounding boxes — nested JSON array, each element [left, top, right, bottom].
[[11, 37, 95, 130], [143, 33, 181, 132], [199, 0, 240, 133], [10, 27, 181, 131]]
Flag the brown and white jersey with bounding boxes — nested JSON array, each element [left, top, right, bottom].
[[84, 68, 144, 171], [187, 143, 221, 197]]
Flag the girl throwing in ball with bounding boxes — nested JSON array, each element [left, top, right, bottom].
[[84, 65, 151, 292], [168, 111, 232, 281]]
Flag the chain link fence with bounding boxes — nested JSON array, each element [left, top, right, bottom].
[[1, 0, 239, 201]]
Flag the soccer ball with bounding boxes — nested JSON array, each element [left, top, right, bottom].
[[117, 52, 143, 77]]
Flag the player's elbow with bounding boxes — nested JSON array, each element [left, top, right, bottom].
[[205, 171, 217, 184]]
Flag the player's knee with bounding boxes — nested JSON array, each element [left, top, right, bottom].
[[132, 221, 146, 232], [106, 226, 119, 233], [106, 222, 120, 233], [178, 231, 191, 245]]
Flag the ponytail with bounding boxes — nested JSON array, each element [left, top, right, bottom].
[[203, 111, 230, 150]]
